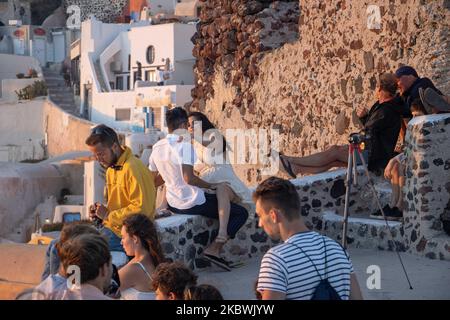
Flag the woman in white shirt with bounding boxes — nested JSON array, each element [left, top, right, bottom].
[[118, 214, 165, 300]]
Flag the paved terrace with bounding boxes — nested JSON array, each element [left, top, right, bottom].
[[198, 248, 450, 300]]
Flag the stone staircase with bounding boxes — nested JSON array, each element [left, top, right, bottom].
[[93, 59, 109, 92], [42, 68, 79, 115], [320, 180, 406, 251]]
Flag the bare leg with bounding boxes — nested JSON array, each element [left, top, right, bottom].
[[396, 163, 405, 210], [204, 183, 236, 257], [390, 162, 400, 208], [156, 185, 168, 211], [283, 145, 348, 168], [291, 160, 347, 175]]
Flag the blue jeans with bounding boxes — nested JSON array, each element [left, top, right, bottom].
[[168, 193, 249, 239]]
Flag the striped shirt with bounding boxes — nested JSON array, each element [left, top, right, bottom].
[[257, 231, 354, 300]]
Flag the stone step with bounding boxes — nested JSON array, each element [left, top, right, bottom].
[[322, 211, 405, 251], [48, 90, 74, 96], [50, 94, 74, 99]]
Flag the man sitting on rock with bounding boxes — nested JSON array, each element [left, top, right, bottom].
[[279, 73, 405, 176], [85, 124, 156, 252]]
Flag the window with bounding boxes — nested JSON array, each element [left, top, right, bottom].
[[127, 75, 130, 90], [146, 46, 155, 64], [145, 70, 156, 82], [128, 55, 131, 71], [115, 108, 131, 121], [116, 76, 123, 90]]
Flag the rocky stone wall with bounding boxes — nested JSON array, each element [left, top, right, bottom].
[[157, 169, 400, 269], [64, 0, 128, 23], [403, 114, 450, 260], [190, 0, 450, 185]]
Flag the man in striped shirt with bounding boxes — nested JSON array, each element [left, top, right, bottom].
[[254, 177, 363, 300]]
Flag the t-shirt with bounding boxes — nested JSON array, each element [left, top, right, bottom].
[[149, 134, 205, 210], [257, 231, 354, 300]]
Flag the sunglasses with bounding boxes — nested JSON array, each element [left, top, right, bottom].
[[91, 126, 115, 139]]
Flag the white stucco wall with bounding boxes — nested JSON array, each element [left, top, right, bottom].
[[130, 23, 175, 70], [0, 98, 45, 162], [90, 84, 193, 131], [0, 53, 41, 97], [0, 163, 67, 239], [1, 77, 44, 102], [148, 0, 176, 15]]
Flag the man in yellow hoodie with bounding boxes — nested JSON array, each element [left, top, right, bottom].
[[86, 124, 156, 252]]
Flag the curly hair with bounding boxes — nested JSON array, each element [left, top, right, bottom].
[[152, 262, 198, 299], [122, 214, 165, 266], [184, 284, 223, 300], [253, 176, 301, 221]]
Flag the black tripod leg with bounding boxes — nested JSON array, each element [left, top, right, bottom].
[[342, 147, 354, 249], [355, 149, 413, 289]]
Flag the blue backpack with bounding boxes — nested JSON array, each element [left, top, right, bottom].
[[289, 238, 342, 300]]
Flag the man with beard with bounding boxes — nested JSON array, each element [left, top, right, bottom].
[[85, 124, 156, 252]]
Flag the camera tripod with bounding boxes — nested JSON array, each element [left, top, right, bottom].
[[342, 133, 413, 289]]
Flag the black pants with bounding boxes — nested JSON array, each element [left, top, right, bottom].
[[168, 193, 249, 238]]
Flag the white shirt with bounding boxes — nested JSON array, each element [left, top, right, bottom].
[[61, 284, 111, 300], [156, 69, 165, 83], [149, 134, 205, 210]]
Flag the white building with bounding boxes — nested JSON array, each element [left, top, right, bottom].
[[0, 24, 78, 67], [76, 17, 195, 132]]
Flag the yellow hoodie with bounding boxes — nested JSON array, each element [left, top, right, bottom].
[[103, 147, 156, 236]]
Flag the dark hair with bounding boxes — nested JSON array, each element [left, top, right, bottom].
[[55, 222, 100, 257], [184, 284, 223, 300], [378, 73, 398, 96], [253, 176, 301, 221], [166, 107, 188, 132], [152, 262, 198, 299], [122, 214, 165, 266], [85, 124, 120, 148], [188, 111, 228, 153], [59, 234, 111, 284], [410, 98, 428, 115]]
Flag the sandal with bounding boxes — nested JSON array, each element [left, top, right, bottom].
[[203, 253, 232, 271], [279, 154, 296, 179], [215, 234, 229, 244]]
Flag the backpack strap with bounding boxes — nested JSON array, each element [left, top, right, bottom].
[[287, 236, 328, 282]]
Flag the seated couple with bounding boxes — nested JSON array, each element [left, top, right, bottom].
[[279, 73, 408, 177], [149, 108, 251, 271]]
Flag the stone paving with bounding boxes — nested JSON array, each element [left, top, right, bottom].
[[197, 248, 450, 300]]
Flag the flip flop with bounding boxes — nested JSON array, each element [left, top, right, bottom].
[[203, 254, 232, 272], [279, 154, 296, 179]]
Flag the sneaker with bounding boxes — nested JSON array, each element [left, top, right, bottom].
[[370, 204, 390, 218], [370, 206, 403, 221]]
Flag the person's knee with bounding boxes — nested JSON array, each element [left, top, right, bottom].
[[216, 183, 233, 199]]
